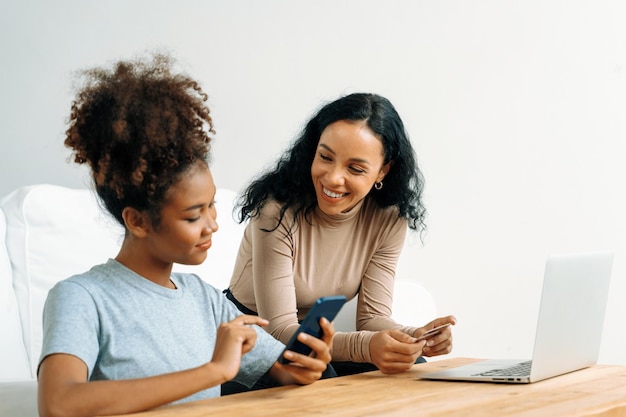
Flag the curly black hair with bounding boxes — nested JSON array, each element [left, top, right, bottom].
[[238, 92, 426, 232], [64, 53, 214, 226]]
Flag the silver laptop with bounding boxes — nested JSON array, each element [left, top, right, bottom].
[[421, 251, 613, 384]]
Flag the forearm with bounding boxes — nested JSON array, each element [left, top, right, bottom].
[[39, 362, 228, 417], [267, 363, 295, 386], [329, 331, 376, 363]]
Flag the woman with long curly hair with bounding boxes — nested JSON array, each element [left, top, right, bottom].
[[225, 93, 456, 377]]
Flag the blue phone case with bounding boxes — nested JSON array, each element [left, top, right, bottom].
[[277, 295, 347, 364]]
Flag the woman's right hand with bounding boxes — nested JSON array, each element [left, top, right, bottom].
[[210, 315, 269, 382], [369, 329, 426, 374]]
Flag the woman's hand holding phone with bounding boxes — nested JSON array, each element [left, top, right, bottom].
[[277, 295, 346, 364], [271, 316, 335, 386]]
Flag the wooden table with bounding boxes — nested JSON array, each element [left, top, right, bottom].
[[114, 357, 626, 416]]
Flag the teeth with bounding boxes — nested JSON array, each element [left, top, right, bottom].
[[323, 188, 345, 198]]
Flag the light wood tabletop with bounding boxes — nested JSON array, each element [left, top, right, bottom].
[[111, 357, 626, 417]]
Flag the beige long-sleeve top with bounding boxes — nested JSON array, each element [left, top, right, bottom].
[[229, 197, 419, 363]]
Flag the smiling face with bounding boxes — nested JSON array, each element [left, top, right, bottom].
[[311, 120, 390, 215], [144, 162, 219, 267]]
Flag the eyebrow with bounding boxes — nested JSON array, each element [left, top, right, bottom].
[[180, 204, 204, 213], [318, 143, 372, 165]]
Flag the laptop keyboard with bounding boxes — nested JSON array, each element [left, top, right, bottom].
[[475, 360, 532, 377]]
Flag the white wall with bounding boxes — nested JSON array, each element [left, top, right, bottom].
[[2, 0, 625, 364]]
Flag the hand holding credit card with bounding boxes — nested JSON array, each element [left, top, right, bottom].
[[414, 323, 451, 342]]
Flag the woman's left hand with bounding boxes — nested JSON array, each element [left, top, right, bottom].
[[270, 317, 335, 385], [413, 315, 456, 357]]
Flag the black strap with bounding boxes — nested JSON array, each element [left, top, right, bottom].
[[223, 288, 258, 316]]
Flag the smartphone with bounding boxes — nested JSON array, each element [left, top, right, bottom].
[[277, 295, 347, 364], [414, 323, 452, 342]]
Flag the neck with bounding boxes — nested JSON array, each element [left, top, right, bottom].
[[115, 242, 174, 288]]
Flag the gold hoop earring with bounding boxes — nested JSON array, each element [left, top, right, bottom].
[[374, 181, 383, 190]]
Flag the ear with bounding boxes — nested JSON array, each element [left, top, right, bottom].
[[121, 207, 151, 238], [377, 161, 392, 182]]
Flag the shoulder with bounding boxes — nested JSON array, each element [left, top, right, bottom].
[[50, 263, 110, 296], [251, 198, 297, 229], [356, 199, 408, 247], [44, 268, 106, 319], [170, 272, 235, 312], [171, 271, 221, 294], [257, 198, 285, 217], [362, 198, 406, 227]]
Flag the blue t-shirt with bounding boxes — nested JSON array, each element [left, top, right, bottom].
[[39, 259, 284, 403]]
